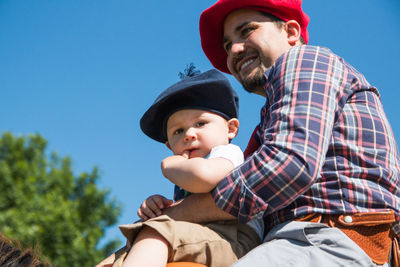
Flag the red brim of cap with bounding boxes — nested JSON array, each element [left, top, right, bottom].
[[200, 0, 309, 74]]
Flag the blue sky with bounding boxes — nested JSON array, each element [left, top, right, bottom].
[[1, 0, 399, 246]]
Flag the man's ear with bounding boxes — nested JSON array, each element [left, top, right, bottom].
[[284, 20, 301, 46], [165, 141, 172, 151], [227, 118, 239, 140]]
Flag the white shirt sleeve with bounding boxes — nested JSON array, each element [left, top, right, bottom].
[[208, 144, 244, 168]]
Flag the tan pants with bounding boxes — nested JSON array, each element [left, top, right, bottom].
[[113, 215, 260, 267]]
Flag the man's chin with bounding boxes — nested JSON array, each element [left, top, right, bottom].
[[239, 74, 266, 94], [243, 82, 265, 94]]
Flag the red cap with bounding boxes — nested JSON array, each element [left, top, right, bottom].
[[200, 0, 310, 74]]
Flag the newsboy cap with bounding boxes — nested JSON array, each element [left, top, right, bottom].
[[200, 0, 310, 74], [140, 69, 239, 143]]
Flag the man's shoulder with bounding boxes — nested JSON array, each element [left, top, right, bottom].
[[264, 45, 347, 85], [287, 45, 335, 58], [269, 45, 341, 72]]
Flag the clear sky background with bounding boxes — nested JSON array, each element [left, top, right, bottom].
[[1, 0, 399, 246]]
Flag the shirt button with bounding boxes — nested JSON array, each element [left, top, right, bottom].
[[344, 215, 353, 223]]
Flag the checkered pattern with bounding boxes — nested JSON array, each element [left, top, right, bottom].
[[211, 45, 400, 234]]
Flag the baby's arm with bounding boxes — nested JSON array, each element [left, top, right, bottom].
[[161, 155, 234, 193]]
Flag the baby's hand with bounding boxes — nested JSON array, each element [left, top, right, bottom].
[[181, 150, 190, 159], [137, 194, 173, 221]]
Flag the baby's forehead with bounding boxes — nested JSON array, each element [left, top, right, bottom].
[[166, 108, 226, 127]]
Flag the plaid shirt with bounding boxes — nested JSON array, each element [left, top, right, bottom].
[[211, 45, 400, 234]]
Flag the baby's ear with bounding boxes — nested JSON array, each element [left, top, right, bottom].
[[227, 118, 239, 140], [165, 142, 172, 151]]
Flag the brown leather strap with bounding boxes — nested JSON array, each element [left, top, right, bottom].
[[392, 236, 400, 267], [295, 210, 396, 265]]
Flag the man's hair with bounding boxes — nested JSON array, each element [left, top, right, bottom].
[[259, 11, 306, 44]]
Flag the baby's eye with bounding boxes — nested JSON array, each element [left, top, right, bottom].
[[173, 128, 183, 135], [195, 121, 206, 127]]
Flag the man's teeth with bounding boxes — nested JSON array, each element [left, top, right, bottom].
[[240, 59, 255, 71]]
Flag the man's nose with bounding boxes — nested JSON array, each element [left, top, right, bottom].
[[230, 41, 245, 54]]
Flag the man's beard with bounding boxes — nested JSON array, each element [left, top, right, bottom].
[[238, 67, 266, 94]]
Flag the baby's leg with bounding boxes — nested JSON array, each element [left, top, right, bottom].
[[122, 226, 170, 267]]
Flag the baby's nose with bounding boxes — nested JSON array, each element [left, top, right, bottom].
[[184, 129, 196, 142]]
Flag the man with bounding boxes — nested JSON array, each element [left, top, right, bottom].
[[164, 0, 400, 266]]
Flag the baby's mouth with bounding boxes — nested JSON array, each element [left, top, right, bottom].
[[187, 148, 200, 158]]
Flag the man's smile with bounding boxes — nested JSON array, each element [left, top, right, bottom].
[[240, 58, 256, 71], [233, 52, 259, 76]]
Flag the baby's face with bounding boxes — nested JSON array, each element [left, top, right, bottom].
[[166, 109, 231, 158]]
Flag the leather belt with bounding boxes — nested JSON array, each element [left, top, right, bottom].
[[295, 210, 397, 265]]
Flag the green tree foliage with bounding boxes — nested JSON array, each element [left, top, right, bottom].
[[0, 132, 122, 266]]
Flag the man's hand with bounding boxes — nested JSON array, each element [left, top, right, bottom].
[[137, 194, 173, 221], [163, 193, 235, 223]]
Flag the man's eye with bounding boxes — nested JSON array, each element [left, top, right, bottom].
[[224, 41, 232, 52], [195, 122, 206, 127], [241, 27, 253, 37]]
